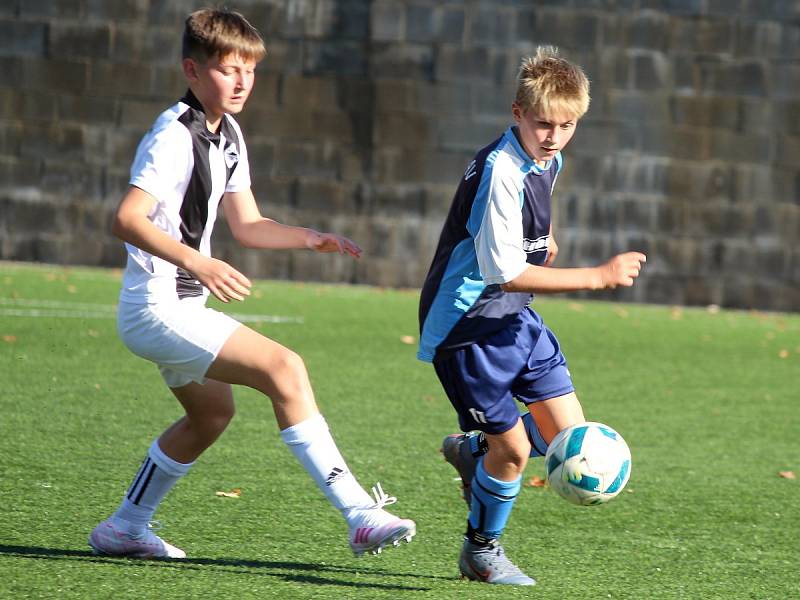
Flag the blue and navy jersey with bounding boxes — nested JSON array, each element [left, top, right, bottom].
[[417, 126, 562, 362]]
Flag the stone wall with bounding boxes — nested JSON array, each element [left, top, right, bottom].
[[1, 0, 798, 311]]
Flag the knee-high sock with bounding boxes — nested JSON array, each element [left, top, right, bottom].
[[113, 439, 193, 534], [521, 412, 548, 457], [466, 457, 521, 544], [468, 413, 547, 460], [280, 413, 373, 516]]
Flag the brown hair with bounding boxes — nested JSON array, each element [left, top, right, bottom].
[[515, 46, 590, 120], [182, 8, 266, 63]]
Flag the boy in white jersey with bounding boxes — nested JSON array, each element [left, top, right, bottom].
[[419, 47, 646, 585], [88, 8, 415, 559]]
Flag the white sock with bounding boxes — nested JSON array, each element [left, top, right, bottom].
[[280, 413, 373, 521], [112, 439, 193, 535]]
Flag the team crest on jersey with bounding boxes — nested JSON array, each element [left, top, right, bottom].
[[224, 144, 239, 169], [522, 235, 549, 253]]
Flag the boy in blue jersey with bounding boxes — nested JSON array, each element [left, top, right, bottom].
[[418, 46, 646, 585]]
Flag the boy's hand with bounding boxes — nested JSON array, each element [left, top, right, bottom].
[[306, 231, 362, 259], [544, 235, 559, 267], [191, 256, 252, 303], [597, 252, 646, 289]]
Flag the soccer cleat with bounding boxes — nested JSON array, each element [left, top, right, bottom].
[[348, 483, 416, 557], [88, 518, 186, 559], [459, 539, 536, 586], [441, 432, 483, 506]]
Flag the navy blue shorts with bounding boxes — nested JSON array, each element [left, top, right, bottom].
[[432, 306, 574, 435]]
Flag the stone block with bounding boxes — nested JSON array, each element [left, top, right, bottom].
[[436, 115, 504, 152], [0, 20, 47, 57], [668, 16, 734, 55], [362, 183, 425, 217], [88, 61, 152, 98], [118, 99, 169, 131], [19, 57, 89, 94], [49, 22, 112, 60], [0, 156, 43, 189], [148, 66, 186, 101], [374, 80, 416, 112], [112, 25, 180, 65], [304, 41, 367, 76], [533, 9, 600, 51], [669, 94, 739, 130], [771, 63, 800, 100], [371, 42, 434, 80], [623, 10, 670, 51], [281, 75, 340, 109], [608, 90, 670, 124], [373, 111, 432, 148], [698, 59, 766, 97], [57, 94, 118, 125], [295, 179, 358, 213], [40, 159, 105, 201], [466, 5, 513, 47], [257, 40, 305, 75], [513, 7, 537, 43], [406, 3, 465, 44], [632, 52, 670, 91], [473, 82, 515, 117], [19, 122, 87, 162], [370, 1, 405, 42], [19, 0, 83, 18], [734, 20, 783, 59], [434, 46, 492, 84]]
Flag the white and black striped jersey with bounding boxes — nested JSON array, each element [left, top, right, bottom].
[[119, 90, 251, 304]]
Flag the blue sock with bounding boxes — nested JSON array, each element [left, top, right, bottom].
[[466, 457, 521, 544], [521, 412, 548, 457]]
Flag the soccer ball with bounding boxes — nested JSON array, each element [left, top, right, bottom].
[[545, 421, 631, 506]]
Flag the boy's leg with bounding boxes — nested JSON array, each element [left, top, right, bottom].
[[459, 419, 535, 586], [206, 325, 415, 555], [89, 380, 235, 559], [526, 392, 585, 443]]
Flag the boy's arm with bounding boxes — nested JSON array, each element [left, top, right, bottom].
[[112, 185, 251, 302], [500, 252, 646, 294], [222, 188, 361, 257]]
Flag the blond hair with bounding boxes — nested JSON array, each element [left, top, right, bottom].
[[515, 46, 590, 120], [182, 8, 266, 63]]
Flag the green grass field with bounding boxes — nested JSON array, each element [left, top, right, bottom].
[[1, 261, 798, 599]]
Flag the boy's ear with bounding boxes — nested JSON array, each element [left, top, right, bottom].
[[511, 102, 523, 123], [182, 58, 200, 82]]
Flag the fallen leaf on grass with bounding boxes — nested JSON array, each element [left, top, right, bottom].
[[670, 306, 683, 320], [3, 335, 17, 343], [526, 476, 547, 488], [216, 488, 242, 498], [400, 335, 415, 344], [778, 471, 796, 480], [778, 349, 789, 359]]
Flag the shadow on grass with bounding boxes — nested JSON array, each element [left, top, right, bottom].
[[0, 544, 445, 591]]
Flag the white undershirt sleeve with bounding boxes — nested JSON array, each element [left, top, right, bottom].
[[474, 174, 529, 285]]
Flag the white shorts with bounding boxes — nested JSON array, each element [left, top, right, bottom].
[[117, 298, 241, 388]]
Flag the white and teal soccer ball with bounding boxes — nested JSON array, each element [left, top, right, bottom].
[[545, 422, 631, 506]]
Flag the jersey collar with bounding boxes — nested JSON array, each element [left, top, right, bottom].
[[505, 126, 556, 175]]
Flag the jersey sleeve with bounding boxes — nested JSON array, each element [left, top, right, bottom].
[[225, 117, 251, 193], [129, 122, 192, 204], [473, 172, 529, 285]]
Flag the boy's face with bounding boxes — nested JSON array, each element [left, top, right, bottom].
[[512, 103, 578, 165], [183, 52, 256, 124]]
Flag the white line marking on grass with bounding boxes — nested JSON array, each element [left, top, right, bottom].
[[0, 299, 303, 324]]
